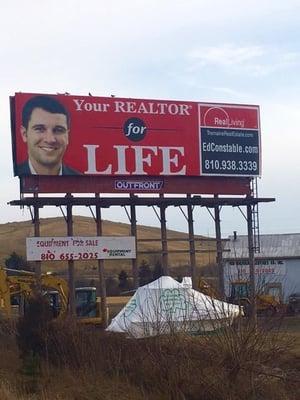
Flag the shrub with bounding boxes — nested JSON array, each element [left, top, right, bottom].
[[16, 294, 53, 359], [40, 317, 298, 400]]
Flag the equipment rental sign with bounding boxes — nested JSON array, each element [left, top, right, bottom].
[[11, 93, 261, 178], [26, 236, 136, 261]]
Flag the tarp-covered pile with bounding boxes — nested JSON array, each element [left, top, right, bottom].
[[106, 276, 241, 338]]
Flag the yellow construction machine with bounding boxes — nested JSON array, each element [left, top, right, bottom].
[[0, 267, 102, 324], [228, 280, 281, 315], [196, 277, 281, 315], [197, 277, 219, 298]]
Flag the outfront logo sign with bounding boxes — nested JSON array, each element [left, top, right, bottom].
[[114, 179, 164, 191], [10, 93, 261, 178]]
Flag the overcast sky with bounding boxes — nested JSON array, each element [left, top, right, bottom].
[[1, 0, 300, 238]]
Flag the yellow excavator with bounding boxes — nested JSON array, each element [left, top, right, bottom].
[[0, 267, 102, 324], [196, 277, 281, 315], [228, 280, 281, 315], [197, 277, 219, 298]]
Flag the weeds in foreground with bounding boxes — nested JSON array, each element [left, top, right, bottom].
[[1, 296, 299, 400], [39, 317, 298, 400]]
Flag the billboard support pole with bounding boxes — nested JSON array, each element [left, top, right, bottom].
[[33, 193, 41, 291], [187, 194, 197, 289], [247, 203, 257, 324], [130, 194, 139, 289], [95, 194, 108, 328], [159, 194, 169, 275], [214, 195, 225, 299], [66, 193, 75, 316]]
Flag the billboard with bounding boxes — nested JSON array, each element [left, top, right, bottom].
[[10, 93, 261, 179], [26, 236, 136, 261]]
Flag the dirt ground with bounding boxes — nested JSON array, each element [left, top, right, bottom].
[[279, 315, 300, 352]]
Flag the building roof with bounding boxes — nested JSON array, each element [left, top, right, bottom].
[[224, 233, 300, 259]]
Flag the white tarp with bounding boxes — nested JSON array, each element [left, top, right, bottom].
[[181, 276, 192, 288], [106, 276, 241, 338]]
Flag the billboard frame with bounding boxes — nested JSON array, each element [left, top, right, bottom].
[[9, 190, 275, 323]]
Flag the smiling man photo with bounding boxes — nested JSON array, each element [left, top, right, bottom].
[[17, 95, 79, 175]]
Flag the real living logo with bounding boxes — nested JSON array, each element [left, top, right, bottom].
[[102, 248, 132, 257]]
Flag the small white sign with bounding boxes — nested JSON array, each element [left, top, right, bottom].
[[26, 236, 136, 261], [225, 259, 286, 278]]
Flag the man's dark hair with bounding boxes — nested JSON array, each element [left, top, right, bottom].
[[22, 95, 70, 129]]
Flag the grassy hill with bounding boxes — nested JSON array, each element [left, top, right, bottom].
[[0, 216, 217, 276]]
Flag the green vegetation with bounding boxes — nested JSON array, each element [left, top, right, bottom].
[[5, 252, 32, 272]]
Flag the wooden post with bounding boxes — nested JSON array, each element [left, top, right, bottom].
[[214, 196, 225, 299], [95, 194, 108, 328], [130, 194, 138, 288], [247, 203, 257, 323], [33, 193, 41, 291], [66, 193, 75, 316], [187, 195, 197, 289], [160, 194, 168, 275]]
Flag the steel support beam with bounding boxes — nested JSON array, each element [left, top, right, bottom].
[[9, 196, 275, 208]]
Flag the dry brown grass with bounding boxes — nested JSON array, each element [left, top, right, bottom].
[[0, 319, 156, 400], [47, 318, 300, 399], [2, 305, 300, 400], [0, 369, 153, 400], [5, 314, 299, 400]]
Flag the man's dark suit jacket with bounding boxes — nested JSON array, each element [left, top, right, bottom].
[[16, 160, 80, 176]]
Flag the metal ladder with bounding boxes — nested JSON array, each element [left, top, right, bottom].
[[250, 178, 260, 253]]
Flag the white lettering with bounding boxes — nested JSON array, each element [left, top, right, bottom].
[[114, 101, 191, 115], [83, 145, 112, 174], [84, 144, 187, 176], [137, 103, 148, 114], [73, 99, 110, 112], [160, 147, 186, 175], [168, 104, 179, 115], [131, 146, 158, 175], [127, 102, 136, 112], [73, 99, 85, 111], [73, 98, 191, 115], [114, 101, 126, 112], [114, 146, 130, 174], [214, 117, 245, 128], [180, 104, 190, 115]]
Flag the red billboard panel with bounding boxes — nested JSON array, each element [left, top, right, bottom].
[[10, 93, 261, 179], [20, 175, 251, 195]]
